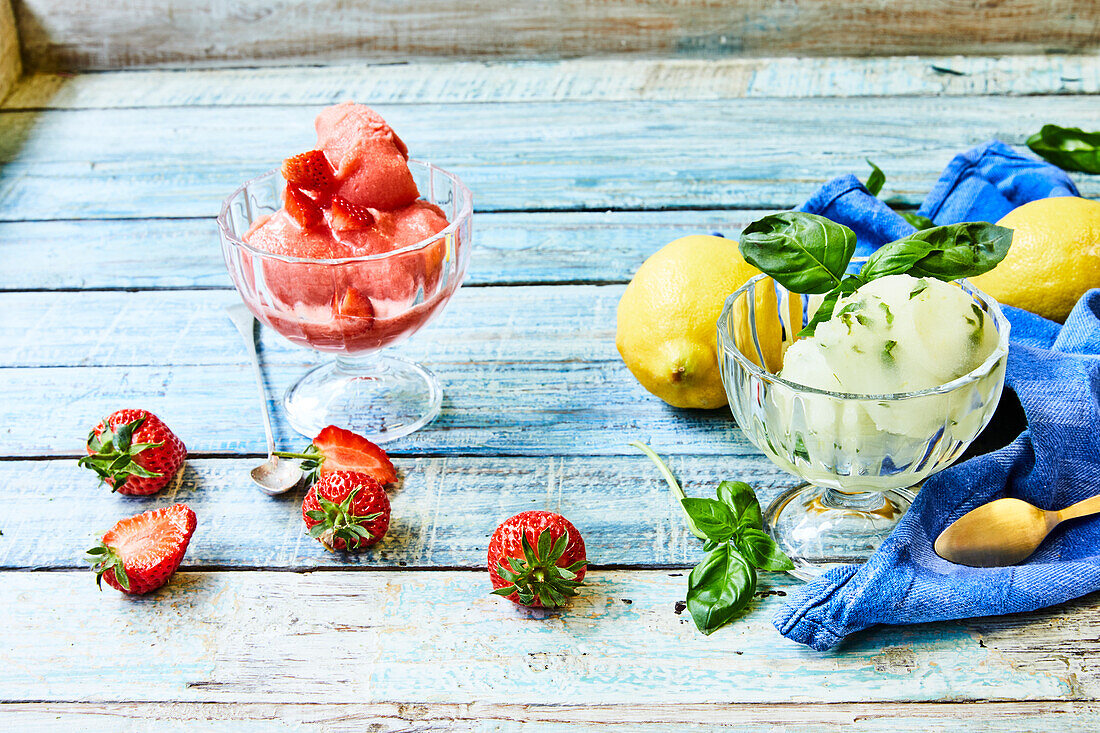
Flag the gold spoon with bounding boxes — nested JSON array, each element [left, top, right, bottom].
[[935, 495, 1100, 567]]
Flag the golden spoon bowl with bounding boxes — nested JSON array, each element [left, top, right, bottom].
[[935, 494, 1100, 567]]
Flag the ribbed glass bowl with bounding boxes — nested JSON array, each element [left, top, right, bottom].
[[717, 274, 1009, 580], [219, 160, 472, 442]]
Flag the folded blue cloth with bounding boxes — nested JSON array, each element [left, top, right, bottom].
[[775, 141, 1100, 650]]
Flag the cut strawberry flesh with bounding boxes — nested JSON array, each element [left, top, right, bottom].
[[281, 149, 336, 200], [330, 195, 376, 231], [105, 505, 194, 563], [335, 288, 374, 319], [284, 185, 324, 229], [314, 425, 396, 484]]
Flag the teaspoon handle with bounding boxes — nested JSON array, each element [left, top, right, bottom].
[[1057, 494, 1100, 523], [226, 304, 277, 457]]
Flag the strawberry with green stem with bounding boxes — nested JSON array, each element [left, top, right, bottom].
[[78, 409, 187, 495], [487, 511, 588, 607], [302, 471, 390, 551]]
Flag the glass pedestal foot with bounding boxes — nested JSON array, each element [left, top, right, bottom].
[[283, 353, 442, 443], [764, 483, 915, 581]]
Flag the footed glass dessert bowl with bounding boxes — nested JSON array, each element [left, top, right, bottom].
[[220, 160, 472, 442], [717, 275, 1009, 580]]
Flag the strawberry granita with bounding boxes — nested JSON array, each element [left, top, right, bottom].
[[239, 103, 457, 353]]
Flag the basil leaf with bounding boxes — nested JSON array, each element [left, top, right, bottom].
[[715, 480, 763, 531], [864, 159, 885, 197], [686, 543, 757, 635], [734, 528, 795, 572], [899, 211, 935, 230], [680, 498, 737, 542], [797, 275, 863, 338], [739, 212, 857, 294], [1026, 124, 1100, 174], [859, 222, 1012, 282]]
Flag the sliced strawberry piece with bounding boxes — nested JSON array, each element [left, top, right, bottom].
[[275, 425, 396, 485], [281, 150, 336, 200], [284, 185, 324, 229], [86, 503, 197, 595], [330, 195, 376, 231], [335, 288, 375, 320], [313, 426, 396, 484]]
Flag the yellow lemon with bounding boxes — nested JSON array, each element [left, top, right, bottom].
[[970, 196, 1100, 322], [616, 235, 798, 409]]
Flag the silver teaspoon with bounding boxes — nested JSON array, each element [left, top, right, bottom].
[[225, 304, 304, 495]]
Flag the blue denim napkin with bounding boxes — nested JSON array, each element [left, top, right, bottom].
[[774, 141, 1100, 650]]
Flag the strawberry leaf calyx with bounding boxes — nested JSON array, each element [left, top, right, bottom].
[[306, 488, 381, 551], [491, 528, 587, 607], [77, 415, 164, 492], [85, 541, 130, 591]]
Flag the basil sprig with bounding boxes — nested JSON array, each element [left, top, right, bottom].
[[738, 212, 1013, 337], [1026, 124, 1100, 174], [863, 158, 885, 197], [631, 442, 793, 636], [739, 212, 856, 294], [684, 481, 793, 634], [860, 222, 1013, 281]]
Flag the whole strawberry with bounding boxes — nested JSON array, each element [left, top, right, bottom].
[[277, 425, 397, 485], [488, 511, 588, 607], [302, 471, 390, 551], [86, 503, 197, 594], [78, 409, 187, 495]]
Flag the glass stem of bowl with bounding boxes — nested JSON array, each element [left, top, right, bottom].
[[819, 487, 890, 512], [334, 352, 382, 375]]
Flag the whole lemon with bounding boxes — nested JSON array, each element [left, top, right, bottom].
[[970, 196, 1100, 322], [616, 235, 784, 409]]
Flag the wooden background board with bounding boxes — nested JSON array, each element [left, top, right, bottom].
[[11, 0, 1100, 71], [1, 97, 1099, 222], [5, 702, 1100, 733], [8, 55, 1100, 109], [0, 456, 796, 569], [2, 54, 1100, 728], [2, 570, 1098, 706], [0, 0, 19, 102]]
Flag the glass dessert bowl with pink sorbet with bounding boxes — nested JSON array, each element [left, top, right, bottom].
[[219, 103, 473, 441]]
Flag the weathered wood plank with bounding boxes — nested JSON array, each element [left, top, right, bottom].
[[0, 211, 755, 290], [0, 0, 18, 104], [0, 455, 793, 570], [4, 701, 1099, 732], [8, 55, 1100, 110], [2, 97, 1097, 220], [14, 0, 1100, 72], [0, 285, 617, 367], [0, 360, 751, 457], [1, 569, 1096, 704]]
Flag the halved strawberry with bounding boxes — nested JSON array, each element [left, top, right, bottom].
[[284, 185, 324, 229], [281, 150, 336, 200], [86, 503, 197, 595], [275, 425, 396, 485], [330, 195, 375, 231], [335, 288, 374, 320]]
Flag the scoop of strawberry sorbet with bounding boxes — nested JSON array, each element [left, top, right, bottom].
[[244, 102, 449, 260], [315, 102, 419, 212]]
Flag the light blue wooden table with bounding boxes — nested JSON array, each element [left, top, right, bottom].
[[2, 55, 1100, 730]]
